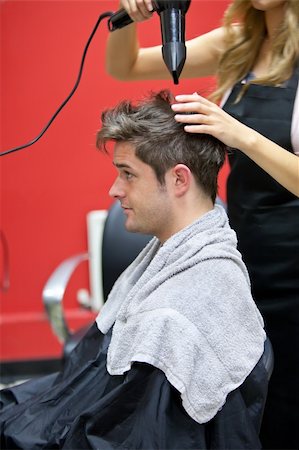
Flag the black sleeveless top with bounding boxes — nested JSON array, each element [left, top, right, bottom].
[[223, 68, 299, 312]]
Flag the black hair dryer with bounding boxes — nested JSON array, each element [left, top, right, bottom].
[[108, 0, 191, 84]]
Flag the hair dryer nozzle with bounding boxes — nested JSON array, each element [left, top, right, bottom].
[[162, 42, 186, 84]]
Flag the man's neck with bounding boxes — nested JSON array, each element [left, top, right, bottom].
[[174, 199, 214, 233], [158, 195, 214, 244]]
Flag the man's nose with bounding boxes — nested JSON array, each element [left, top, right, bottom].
[[109, 177, 125, 199]]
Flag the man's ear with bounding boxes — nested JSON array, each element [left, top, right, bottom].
[[171, 164, 192, 197]]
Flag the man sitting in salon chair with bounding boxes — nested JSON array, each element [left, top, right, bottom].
[[0, 91, 270, 450]]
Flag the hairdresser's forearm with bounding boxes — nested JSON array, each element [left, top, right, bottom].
[[106, 23, 170, 81], [106, 24, 140, 80], [239, 130, 299, 197]]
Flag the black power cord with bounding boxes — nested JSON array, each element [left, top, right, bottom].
[[1, 11, 113, 157]]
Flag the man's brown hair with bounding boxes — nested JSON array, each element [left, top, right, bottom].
[[96, 90, 227, 202]]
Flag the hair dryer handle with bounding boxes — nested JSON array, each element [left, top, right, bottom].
[[108, 9, 134, 31]]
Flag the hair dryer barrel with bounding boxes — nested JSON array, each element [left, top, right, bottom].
[[158, 7, 188, 84]]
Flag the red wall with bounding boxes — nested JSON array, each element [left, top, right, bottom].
[[0, 0, 230, 361]]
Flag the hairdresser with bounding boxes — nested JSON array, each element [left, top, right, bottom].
[[105, 1, 299, 449]]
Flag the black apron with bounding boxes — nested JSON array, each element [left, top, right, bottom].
[[223, 70, 299, 449]]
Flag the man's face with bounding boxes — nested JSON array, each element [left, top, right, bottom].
[[109, 141, 174, 242]]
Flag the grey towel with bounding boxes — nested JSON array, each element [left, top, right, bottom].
[[96, 205, 266, 424]]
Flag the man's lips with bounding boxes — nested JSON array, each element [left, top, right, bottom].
[[121, 205, 133, 214]]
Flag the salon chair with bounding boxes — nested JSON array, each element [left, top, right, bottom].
[[43, 201, 152, 359]]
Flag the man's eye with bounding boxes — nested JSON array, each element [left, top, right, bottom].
[[125, 171, 134, 180]]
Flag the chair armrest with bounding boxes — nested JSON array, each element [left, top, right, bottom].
[[262, 337, 274, 381], [42, 254, 88, 343]]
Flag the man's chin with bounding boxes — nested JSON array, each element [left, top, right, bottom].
[[125, 219, 149, 235], [124, 220, 139, 234]]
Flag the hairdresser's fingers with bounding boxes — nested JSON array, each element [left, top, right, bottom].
[[179, 110, 249, 151], [174, 113, 211, 126], [182, 118, 246, 151], [121, 0, 147, 21], [144, 0, 154, 13], [171, 103, 211, 121], [121, 0, 153, 22], [172, 93, 246, 147], [175, 93, 212, 106], [172, 94, 215, 115], [172, 102, 210, 115]]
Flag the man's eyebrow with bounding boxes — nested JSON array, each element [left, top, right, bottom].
[[113, 162, 133, 169]]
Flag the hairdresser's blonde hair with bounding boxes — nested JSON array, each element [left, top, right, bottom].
[[211, 0, 299, 102]]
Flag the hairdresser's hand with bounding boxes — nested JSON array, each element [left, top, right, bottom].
[[120, 0, 154, 22], [171, 93, 250, 150], [172, 93, 299, 196]]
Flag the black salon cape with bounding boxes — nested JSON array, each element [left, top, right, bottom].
[[0, 323, 268, 450]]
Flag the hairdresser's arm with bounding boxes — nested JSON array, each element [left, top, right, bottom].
[[106, 1, 225, 80], [172, 94, 299, 197]]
